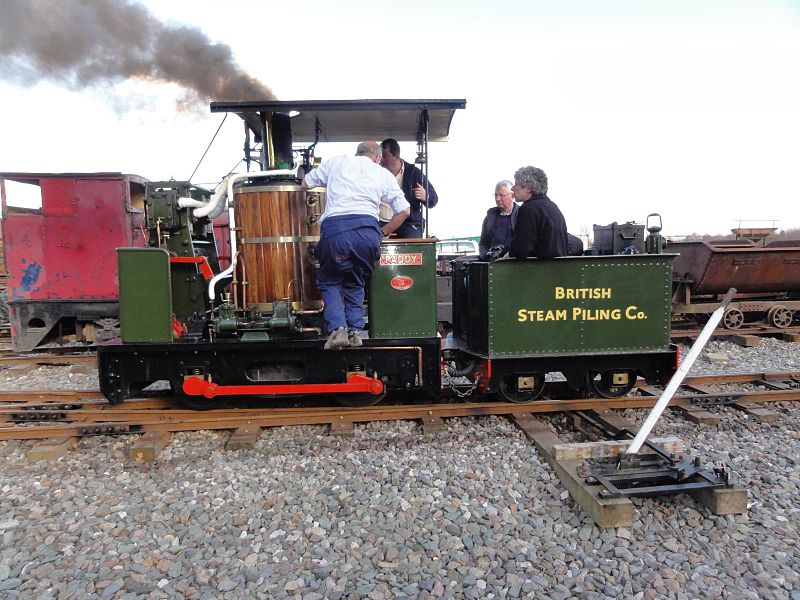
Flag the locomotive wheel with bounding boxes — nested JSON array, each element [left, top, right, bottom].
[[175, 395, 230, 410], [722, 308, 744, 330], [767, 305, 793, 328], [172, 380, 230, 410], [333, 390, 387, 408], [498, 374, 545, 403], [586, 370, 637, 399]]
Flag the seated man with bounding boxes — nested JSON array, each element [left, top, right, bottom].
[[378, 138, 438, 238], [509, 166, 568, 259], [479, 179, 519, 260], [302, 141, 410, 349]]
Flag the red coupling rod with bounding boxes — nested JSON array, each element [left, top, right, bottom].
[[183, 373, 384, 399]]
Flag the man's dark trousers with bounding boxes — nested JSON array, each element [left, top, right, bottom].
[[316, 215, 381, 333]]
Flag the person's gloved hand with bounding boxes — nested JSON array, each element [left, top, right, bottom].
[[486, 245, 506, 261]]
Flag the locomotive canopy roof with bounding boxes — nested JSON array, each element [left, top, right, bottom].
[[210, 99, 466, 143]]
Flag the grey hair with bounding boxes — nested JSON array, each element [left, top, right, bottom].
[[356, 140, 381, 159], [495, 179, 513, 191], [514, 166, 548, 195]]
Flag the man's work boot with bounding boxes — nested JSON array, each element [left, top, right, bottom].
[[324, 327, 349, 350], [348, 330, 363, 348]]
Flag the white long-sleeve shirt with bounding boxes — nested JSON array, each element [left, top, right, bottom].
[[303, 155, 409, 223]]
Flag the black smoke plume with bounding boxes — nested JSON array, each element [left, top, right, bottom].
[[0, 0, 274, 108]]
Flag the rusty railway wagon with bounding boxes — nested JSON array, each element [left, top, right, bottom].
[[669, 239, 800, 330], [96, 99, 678, 409]]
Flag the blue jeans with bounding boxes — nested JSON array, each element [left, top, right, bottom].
[[317, 226, 381, 332]]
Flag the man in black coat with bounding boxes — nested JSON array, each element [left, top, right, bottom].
[[509, 166, 568, 259], [379, 138, 438, 238], [479, 179, 519, 259]]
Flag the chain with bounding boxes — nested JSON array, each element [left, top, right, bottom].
[[448, 375, 481, 398]]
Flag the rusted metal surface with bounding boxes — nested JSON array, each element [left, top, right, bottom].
[[0, 353, 97, 366], [670, 240, 800, 295], [2, 174, 148, 302]]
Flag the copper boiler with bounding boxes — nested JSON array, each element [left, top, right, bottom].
[[233, 178, 325, 309]]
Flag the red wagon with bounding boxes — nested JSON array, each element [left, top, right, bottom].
[[1, 172, 149, 350]]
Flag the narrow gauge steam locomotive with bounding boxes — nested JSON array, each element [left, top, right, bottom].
[[97, 100, 678, 409]]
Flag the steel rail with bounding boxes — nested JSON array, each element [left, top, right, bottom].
[[0, 379, 798, 440], [2, 387, 799, 426], [671, 325, 800, 340], [0, 354, 97, 366]]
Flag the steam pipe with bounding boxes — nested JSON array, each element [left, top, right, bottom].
[[177, 197, 206, 208], [193, 175, 232, 219], [209, 254, 235, 302]]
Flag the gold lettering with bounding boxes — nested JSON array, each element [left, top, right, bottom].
[[518, 309, 527, 322], [555, 287, 613, 300]]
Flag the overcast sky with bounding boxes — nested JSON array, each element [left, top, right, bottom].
[[1, 0, 798, 239]]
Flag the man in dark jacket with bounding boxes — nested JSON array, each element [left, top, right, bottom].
[[379, 138, 438, 238], [509, 166, 568, 259], [479, 179, 519, 259]]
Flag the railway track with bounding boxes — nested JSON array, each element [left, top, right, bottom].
[[670, 324, 800, 341], [0, 370, 798, 441]]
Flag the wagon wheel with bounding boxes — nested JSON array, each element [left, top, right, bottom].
[[722, 308, 744, 330], [497, 374, 545, 403], [333, 390, 387, 408], [767, 305, 794, 329], [586, 370, 637, 399]]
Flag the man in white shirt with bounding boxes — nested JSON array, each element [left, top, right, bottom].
[[302, 141, 410, 349]]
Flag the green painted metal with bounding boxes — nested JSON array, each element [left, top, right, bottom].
[[118, 248, 173, 343], [468, 255, 674, 357], [170, 262, 208, 322], [145, 182, 213, 322], [369, 241, 437, 338]]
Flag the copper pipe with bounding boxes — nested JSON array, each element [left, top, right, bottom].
[[295, 306, 324, 315], [231, 252, 239, 308], [238, 250, 248, 308]]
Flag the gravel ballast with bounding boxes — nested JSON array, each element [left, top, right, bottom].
[[0, 338, 798, 599]]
